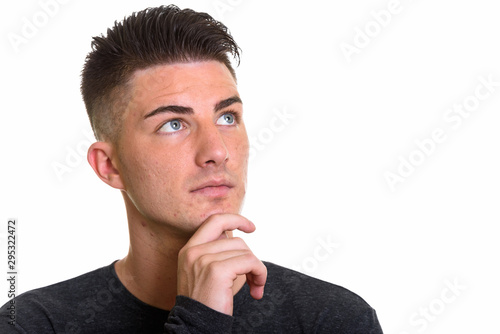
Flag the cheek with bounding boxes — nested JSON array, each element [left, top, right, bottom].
[[123, 155, 188, 219], [139, 153, 182, 189], [232, 131, 249, 161], [228, 134, 249, 188], [121, 148, 178, 196]]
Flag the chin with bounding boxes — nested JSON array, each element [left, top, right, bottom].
[[197, 203, 241, 222], [199, 208, 230, 222]]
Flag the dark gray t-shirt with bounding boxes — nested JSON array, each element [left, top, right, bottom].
[[0, 261, 383, 333]]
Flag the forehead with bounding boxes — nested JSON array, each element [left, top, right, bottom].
[[129, 61, 237, 103]]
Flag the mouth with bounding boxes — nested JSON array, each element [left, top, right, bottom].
[[190, 179, 235, 198]]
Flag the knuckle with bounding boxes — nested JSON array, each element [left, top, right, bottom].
[[228, 237, 251, 253], [194, 254, 211, 272], [260, 262, 268, 275], [238, 250, 256, 263], [182, 247, 200, 265], [231, 237, 248, 249], [241, 249, 252, 258], [205, 260, 222, 276]]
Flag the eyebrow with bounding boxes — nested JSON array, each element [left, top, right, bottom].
[[144, 105, 193, 119], [214, 96, 242, 112], [143, 95, 242, 119]]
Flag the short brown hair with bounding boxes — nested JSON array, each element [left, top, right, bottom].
[[81, 5, 241, 142]]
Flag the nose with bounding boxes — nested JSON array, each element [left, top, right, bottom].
[[194, 123, 229, 168]]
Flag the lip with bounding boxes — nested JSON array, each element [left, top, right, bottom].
[[190, 179, 235, 197]]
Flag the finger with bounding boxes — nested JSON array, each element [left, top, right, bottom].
[[195, 251, 266, 283], [211, 253, 267, 293], [194, 249, 255, 274], [186, 214, 255, 247], [187, 237, 250, 259], [182, 238, 251, 270], [246, 270, 267, 300]]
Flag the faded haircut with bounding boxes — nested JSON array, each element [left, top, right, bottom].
[[80, 5, 241, 142]]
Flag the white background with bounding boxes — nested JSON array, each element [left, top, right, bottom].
[[1, 0, 499, 333]]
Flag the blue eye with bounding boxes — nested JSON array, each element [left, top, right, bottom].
[[160, 119, 183, 133], [217, 113, 235, 125]]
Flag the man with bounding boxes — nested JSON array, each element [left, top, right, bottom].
[[1, 5, 383, 333]]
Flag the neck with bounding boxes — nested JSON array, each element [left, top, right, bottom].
[[114, 218, 184, 310], [114, 195, 245, 310]]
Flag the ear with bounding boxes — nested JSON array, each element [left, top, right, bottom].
[[87, 141, 125, 190]]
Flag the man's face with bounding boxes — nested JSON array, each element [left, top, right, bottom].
[[114, 61, 249, 236]]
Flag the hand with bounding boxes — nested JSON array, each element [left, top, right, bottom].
[[177, 213, 267, 315]]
